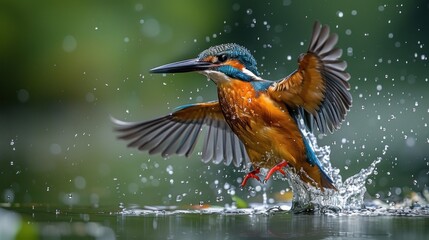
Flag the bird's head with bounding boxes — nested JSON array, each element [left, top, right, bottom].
[[150, 43, 261, 83]]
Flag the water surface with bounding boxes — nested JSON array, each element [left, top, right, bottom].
[[3, 205, 428, 239]]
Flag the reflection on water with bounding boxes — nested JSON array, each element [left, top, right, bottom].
[[2, 206, 428, 239]]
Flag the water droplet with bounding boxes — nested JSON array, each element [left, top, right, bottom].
[[227, 188, 236, 196], [345, 29, 352, 35], [141, 18, 160, 38], [176, 195, 182, 202], [395, 188, 402, 195], [63, 35, 77, 52], [166, 165, 174, 175], [347, 47, 353, 56], [406, 137, 416, 147], [246, 8, 253, 15], [216, 196, 224, 202], [50, 143, 62, 155], [85, 92, 95, 102], [134, 3, 143, 11], [17, 89, 29, 102], [74, 176, 86, 190]]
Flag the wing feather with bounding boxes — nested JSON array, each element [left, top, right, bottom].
[[160, 123, 193, 157], [224, 130, 233, 166], [112, 101, 250, 167], [202, 118, 216, 163], [148, 123, 185, 154], [269, 21, 352, 133], [180, 122, 202, 157]]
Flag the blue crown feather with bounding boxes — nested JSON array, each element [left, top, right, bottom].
[[198, 43, 260, 76]]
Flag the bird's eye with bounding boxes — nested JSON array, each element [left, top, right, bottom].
[[217, 54, 228, 63]]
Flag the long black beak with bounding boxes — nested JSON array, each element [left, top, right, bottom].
[[150, 58, 215, 73]]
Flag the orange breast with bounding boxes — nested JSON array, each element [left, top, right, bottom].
[[217, 80, 306, 168]]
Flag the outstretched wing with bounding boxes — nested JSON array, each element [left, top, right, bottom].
[[268, 21, 352, 133], [112, 101, 250, 168]]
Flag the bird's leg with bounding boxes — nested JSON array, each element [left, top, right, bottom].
[[241, 168, 261, 187], [264, 160, 288, 183]]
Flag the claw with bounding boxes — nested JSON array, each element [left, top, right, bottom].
[[264, 160, 288, 183], [241, 168, 261, 187]]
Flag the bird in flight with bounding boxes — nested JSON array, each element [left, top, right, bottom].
[[113, 21, 352, 191]]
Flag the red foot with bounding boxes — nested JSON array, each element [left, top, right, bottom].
[[241, 168, 261, 187], [264, 160, 288, 183]]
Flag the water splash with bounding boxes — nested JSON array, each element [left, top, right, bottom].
[[284, 125, 381, 213]]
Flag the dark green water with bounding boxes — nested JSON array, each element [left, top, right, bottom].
[[2, 206, 429, 240]]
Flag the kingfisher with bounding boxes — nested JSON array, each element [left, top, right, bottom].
[[113, 21, 352, 191]]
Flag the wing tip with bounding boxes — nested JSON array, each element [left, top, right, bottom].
[[310, 21, 352, 134], [110, 115, 136, 129]]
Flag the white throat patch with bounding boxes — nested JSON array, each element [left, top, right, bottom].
[[200, 70, 229, 83], [201, 67, 262, 84]]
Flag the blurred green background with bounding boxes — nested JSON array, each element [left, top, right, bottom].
[[1, 0, 428, 209]]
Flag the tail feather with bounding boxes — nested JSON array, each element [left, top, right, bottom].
[[319, 167, 337, 191], [302, 134, 336, 191]]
